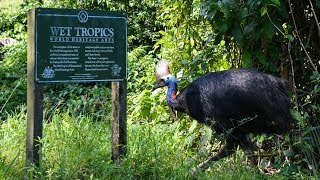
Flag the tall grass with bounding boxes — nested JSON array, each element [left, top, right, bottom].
[[37, 112, 112, 179], [0, 106, 310, 179], [0, 106, 26, 179]]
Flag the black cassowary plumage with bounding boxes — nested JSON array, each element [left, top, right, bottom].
[[153, 60, 293, 172]]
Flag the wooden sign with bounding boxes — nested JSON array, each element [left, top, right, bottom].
[[27, 8, 127, 170], [34, 8, 127, 83]]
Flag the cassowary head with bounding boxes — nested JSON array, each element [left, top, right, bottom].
[[153, 60, 178, 91], [153, 60, 178, 119], [153, 60, 170, 90]]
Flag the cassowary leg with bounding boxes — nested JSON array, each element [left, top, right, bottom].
[[238, 134, 257, 165], [168, 105, 177, 121], [196, 138, 237, 170]]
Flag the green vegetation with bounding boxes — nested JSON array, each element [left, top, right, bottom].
[[1, 107, 287, 179], [0, 0, 319, 179]]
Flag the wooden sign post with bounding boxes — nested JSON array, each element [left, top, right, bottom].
[[27, 8, 127, 169], [111, 81, 127, 162]]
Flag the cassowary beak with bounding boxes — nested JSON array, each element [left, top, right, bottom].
[[152, 80, 166, 91]]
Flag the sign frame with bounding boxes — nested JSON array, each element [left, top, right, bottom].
[[34, 8, 127, 83]]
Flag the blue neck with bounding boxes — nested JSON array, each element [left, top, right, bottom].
[[167, 79, 178, 104]]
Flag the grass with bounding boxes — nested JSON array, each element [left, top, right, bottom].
[[0, 106, 310, 179]]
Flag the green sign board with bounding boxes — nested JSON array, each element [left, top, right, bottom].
[[34, 8, 127, 83]]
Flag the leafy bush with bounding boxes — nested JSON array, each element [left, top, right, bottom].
[[127, 46, 169, 123], [290, 71, 320, 178], [0, 0, 39, 119], [0, 42, 27, 120], [44, 83, 112, 121]]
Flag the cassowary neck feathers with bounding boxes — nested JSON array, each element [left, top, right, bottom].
[[161, 74, 178, 104]]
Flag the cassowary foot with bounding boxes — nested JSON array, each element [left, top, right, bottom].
[[191, 149, 232, 176], [246, 155, 257, 166], [258, 160, 281, 174], [190, 158, 213, 177], [169, 107, 178, 122], [191, 138, 254, 176]]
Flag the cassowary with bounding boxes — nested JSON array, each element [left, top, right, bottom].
[[153, 60, 292, 172]]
